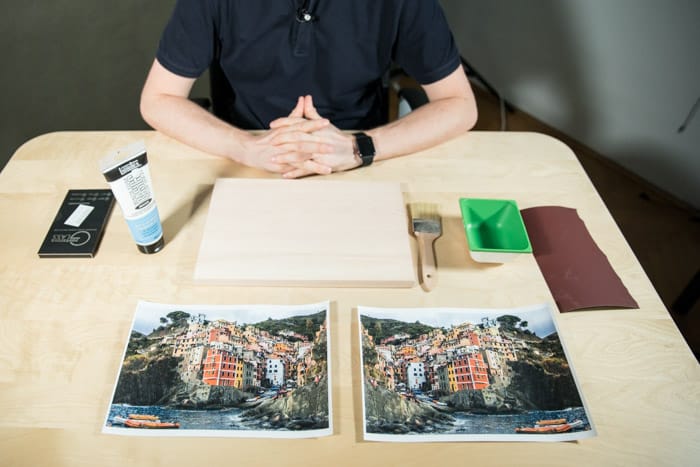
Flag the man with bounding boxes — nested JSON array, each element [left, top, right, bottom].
[[140, 0, 477, 178]]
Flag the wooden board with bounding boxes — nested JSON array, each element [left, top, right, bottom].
[[194, 179, 415, 287]]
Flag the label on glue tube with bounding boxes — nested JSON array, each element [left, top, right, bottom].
[[99, 141, 164, 253]]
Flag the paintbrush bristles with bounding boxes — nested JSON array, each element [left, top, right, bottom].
[[411, 203, 439, 221], [410, 203, 442, 291], [411, 203, 441, 234]]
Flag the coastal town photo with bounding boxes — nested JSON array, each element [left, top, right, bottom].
[[359, 304, 595, 442], [103, 301, 331, 437]]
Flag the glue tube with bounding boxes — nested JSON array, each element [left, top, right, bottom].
[[99, 141, 164, 254]]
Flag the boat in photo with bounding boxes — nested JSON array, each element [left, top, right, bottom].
[[111, 413, 180, 429], [124, 418, 181, 429], [127, 414, 159, 421], [515, 419, 584, 434], [535, 418, 567, 426]]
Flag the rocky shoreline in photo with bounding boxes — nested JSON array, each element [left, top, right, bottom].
[[364, 383, 454, 434], [240, 376, 330, 431], [113, 356, 330, 430]]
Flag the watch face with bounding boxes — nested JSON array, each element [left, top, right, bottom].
[[354, 133, 375, 166]]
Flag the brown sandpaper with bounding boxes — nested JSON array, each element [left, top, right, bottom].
[[520, 206, 638, 313]]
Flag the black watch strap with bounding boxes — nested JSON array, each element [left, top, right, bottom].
[[353, 132, 375, 167]]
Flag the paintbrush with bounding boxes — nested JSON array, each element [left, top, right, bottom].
[[410, 203, 442, 291]]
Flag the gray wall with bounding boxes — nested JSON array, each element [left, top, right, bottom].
[[441, 0, 700, 208], [0, 1, 204, 170]]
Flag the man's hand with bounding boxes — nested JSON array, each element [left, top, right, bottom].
[[269, 96, 360, 179], [238, 117, 335, 175]]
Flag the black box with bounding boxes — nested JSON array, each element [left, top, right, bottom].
[[38, 189, 115, 258]]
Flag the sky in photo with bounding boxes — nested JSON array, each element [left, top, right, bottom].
[[360, 304, 557, 338], [132, 301, 329, 335]]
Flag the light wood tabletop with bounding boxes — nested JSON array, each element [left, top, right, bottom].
[[1, 131, 698, 466]]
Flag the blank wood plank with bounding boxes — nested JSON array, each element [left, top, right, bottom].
[[194, 178, 415, 287]]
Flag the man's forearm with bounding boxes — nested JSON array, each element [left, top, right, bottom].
[[367, 94, 477, 161], [140, 59, 336, 176], [366, 65, 478, 161], [140, 92, 250, 163], [140, 91, 334, 176]]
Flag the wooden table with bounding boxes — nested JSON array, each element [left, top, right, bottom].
[[1, 131, 698, 466]]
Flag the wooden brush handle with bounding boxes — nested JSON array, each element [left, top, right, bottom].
[[416, 232, 439, 291]]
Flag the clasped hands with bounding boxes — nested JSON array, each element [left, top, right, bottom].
[[240, 95, 361, 179]]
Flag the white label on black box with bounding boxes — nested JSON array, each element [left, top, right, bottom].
[[64, 204, 94, 227]]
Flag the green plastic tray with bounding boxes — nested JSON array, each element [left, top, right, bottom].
[[459, 198, 532, 261]]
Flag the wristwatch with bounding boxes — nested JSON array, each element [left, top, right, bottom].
[[352, 132, 375, 167]]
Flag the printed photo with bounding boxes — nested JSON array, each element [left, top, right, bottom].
[[359, 304, 595, 442], [104, 301, 331, 438]]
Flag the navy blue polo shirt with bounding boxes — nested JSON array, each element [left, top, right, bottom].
[[156, 0, 461, 130]]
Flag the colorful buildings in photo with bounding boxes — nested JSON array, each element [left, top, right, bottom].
[[364, 317, 521, 395], [162, 313, 323, 391]]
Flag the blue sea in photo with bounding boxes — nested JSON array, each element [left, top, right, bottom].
[[107, 404, 258, 431], [446, 407, 591, 435]]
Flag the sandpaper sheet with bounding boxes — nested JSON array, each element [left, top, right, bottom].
[[520, 206, 638, 313]]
